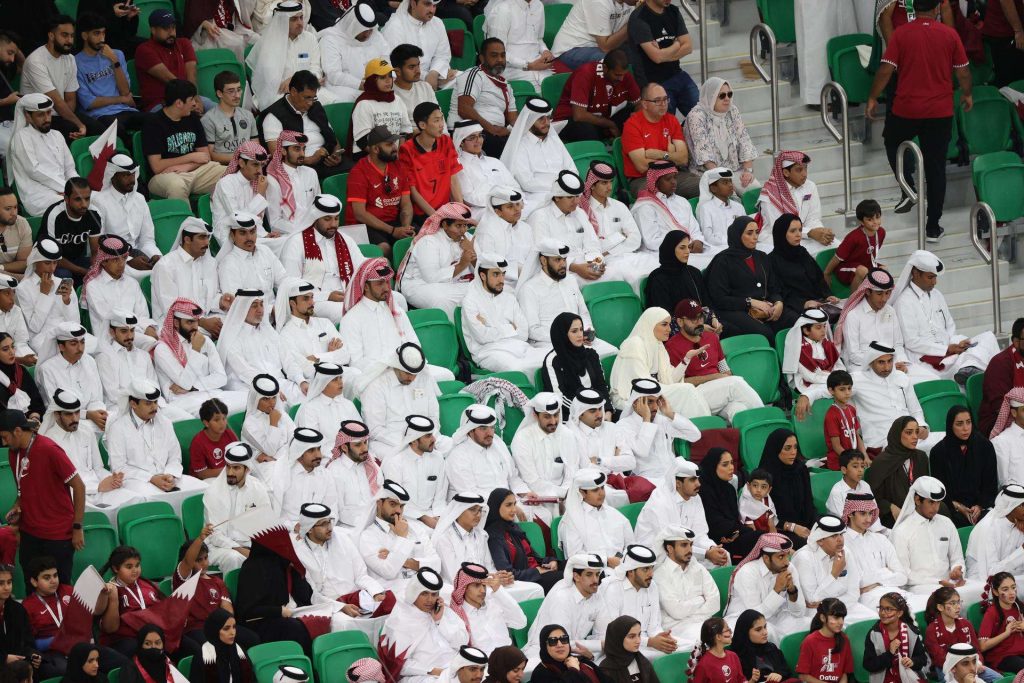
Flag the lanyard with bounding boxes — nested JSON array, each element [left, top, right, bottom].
[[833, 403, 855, 441], [14, 435, 37, 495], [116, 580, 147, 610], [33, 592, 62, 627]]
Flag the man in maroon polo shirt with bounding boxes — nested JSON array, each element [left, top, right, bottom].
[[0, 409, 85, 590], [866, 0, 971, 243]]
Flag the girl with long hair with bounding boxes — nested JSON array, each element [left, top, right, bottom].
[[923, 587, 998, 682], [979, 572, 1024, 672], [797, 599, 853, 683], [688, 617, 753, 683], [863, 592, 927, 683], [730, 609, 797, 683]]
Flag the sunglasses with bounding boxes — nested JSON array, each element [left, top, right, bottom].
[[546, 635, 571, 646], [718, 91, 734, 100]]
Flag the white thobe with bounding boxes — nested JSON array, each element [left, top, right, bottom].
[[445, 439, 528, 499], [94, 344, 168, 416], [967, 513, 1024, 582], [85, 271, 156, 340], [222, 323, 305, 395], [91, 189, 161, 260], [358, 517, 441, 591], [380, 446, 448, 522], [725, 560, 807, 641], [204, 478, 276, 571], [381, 10, 451, 79], [891, 510, 983, 605], [385, 608, 468, 683], [756, 180, 827, 255], [510, 424, 578, 498], [472, 215, 534, 287], [486, 0, 551, 88], [242, 410, 295, 462], [849, 369, 942, 450], [431, 523, 499, 581], [845, 528, 923, 612], [272, 459, 339, 525], [634, 193, 701, 251], [359, 371, 441, 456], [825, 479, 887, 534], [525, 581, 604, 660], [568, 421, 637, 508], [530, 204, 602, 266], [460, 284, 548, 374], [320, 29, 392, 103], [295, 393, 361, 444], [795, 1, 856, 106], [266, 165, 320, 235], [150, 247, 224, 321], [18, 273, 82, 351], [697, 197, 747, 250], [652, 559, 718, 647], [400, 232, 474, 317], [841, 301, 934, 380], [105, 411, 206, 512], [295, 534, 385, 601], [509, 134, 576, 217], [559, 504, 634, 560], [0, 307, 34, 357], [791, 543, 875, 623], [615, 412, 701, 481], [278, 315, 351, 380], [10, 127, 76, 216], [457, 152, 520, 219], [41, 424, 145, 526], [590, 197, 656, 293], [635, 492, 717, 566], [153, 338, 247, 417], [516, 272, 588, 346], [324, 455, 376, 529], [280, 230, 366, 324], [598, 576, 669, 657], [248, 32, 325, 111], [37, 354, 105, 418], [994, 424, 1024, 488], [460, 588, 526, 653], [894, 283, 1000, 380], [217, 245, 285, 313]]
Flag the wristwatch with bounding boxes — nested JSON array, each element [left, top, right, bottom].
[[72, 523, 82, 530], [662, 153, 669, 161]]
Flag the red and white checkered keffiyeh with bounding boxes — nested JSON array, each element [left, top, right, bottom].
[[343, 257, 399, 321], [991, 387, 1024, 439], [329, 427, 380, 494], [395, 202, 476, 287], [157, 297, 203, 367], [580, 162, 615, 236], [726, 532, 791, 609], [226, 140, 269, 192], [833, 267, 895, 351], [80, 235, 129, 305], [632, 163, 687, 232], [448, 564, 487, 644], [841, 494, 879, 528], [267, 130, 303, 220], [761, 150, 809, 216], [346, 658, 385, 683]]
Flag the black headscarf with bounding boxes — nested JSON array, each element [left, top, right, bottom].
[[697, 448, 744, 541], [484, 646, 528, 683], [723, 217, 758, 258], [485, 488, 525, 541], [730, 610, 792, 680], [134, 625, 170, 683], [549, 312, 590, 377], [757, 428, 815, 528], [63, 644, 105, 683], [204, 608, 244, 683], [929, 405, 998, 511], [770, 213, 807, 261], [539, 624, 573, 670], [598, 616, 659, 683], [657, 230, 689, 271], [645, 231, 712, 312]]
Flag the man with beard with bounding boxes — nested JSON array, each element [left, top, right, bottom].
[[320, 3, 391, 102], [211, 142, 275, 247], [453, 122, 520, 221], [22, 15, 100, 140], [597, 544, 679, 657], [499, 97, 575, 217], [216, 211, 286, 311], [459, 253, 548, 373], [90, 155, 161, 279], [382, 416, 447, 530], [266, 132, 321, 237], [80, 235, 158, 340], [346, 126, 414, 261], [525, 554, 606, 661], [651, 526, 719, 649], [134, 10, 204, 113], [510, 392, 579, 501], [665, 299, 763, 422], [449, 39, 518, 158], [275, 278, 352, 383], [203, 441, 276, 571], [272, 426, 336, 524], [94, 310, 171, 417], [358, 479, 442, 591], [0, 188, 32, 281], [152, 297, 246, 417], [9, 95, 78, 217], [74, 13, 144, 140], [487, 0, 553, 90], [150, 217, 232, 327], [39, 177, 102, 284], [326, 420, 385, 528], [471, 187, 531, 286], [37, 322, 106, 433]]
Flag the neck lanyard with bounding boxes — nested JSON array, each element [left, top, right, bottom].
[[14, 434, 37, 494], [302, 538, 328, 578], [33, 592, 63, 626], [832, 403, 855, 441], [116, 579, 147, 610]]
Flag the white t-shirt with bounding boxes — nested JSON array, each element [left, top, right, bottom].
[[552, 0, 634, 55], [447, 66, 516, 128], [21, 45, 79, 96], [394, 81, 438, 130]]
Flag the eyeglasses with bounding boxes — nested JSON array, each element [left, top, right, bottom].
[[644, 97, 669, 105], [546, 635, 571, 646], [943, 600, 963, 607], [718, 91, 734, 100], [877, 605, 899, 613]]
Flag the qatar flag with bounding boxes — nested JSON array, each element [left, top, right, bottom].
[[49, 566, 107, 656], [119, 571, 202, 652], [86, 121, 119, 191]]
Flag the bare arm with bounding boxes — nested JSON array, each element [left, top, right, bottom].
[[450, 173, 463, 204], [45, 89, 84, 130], [185, 61, 198, 86], [594, 24, 630, 53]]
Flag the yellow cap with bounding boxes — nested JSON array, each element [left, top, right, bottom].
[[364, 59, 394, 79]]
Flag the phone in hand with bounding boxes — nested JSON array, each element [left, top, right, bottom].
[[59, 278, 73, 289]]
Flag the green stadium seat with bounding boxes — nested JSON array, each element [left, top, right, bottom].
[[511, 598, 543, 648], [581, 280, 632, 304], [543, 4, 572, 48], [774, 328, 789, 366], [453, 306, 486, 376], [227, 411, 245, 436], [709, 565, 731, 616], [618, 502, 644, 529], [610, 137, 634, 202], [195, 48, 246, 102], [755, 0, 796, 43], [739, 418, 792, 473], [517, 521, 545, 555], [70, 136, 130, 179], [26, 216, 42, 240], [540, 72, 570, 109], [792, 397, 833, 461], [958, 525, 973, 554], [224, 568, 240, 599], [174, 418, 205, 474], [359, 244, 384, 258], [312, 631, 373, 675], [55, 0, 79, 15], [827, 34, 874, 103], [720, 333, 769, 355], [117, 501, 176, 540], [965, 373, 984, 422], [970, 43, 995, 87], [780, 630, 808, 671], [567, 142, 617, 191], [810, 470, 843, 516], [181, 494, 205, 539], [438, 393, 476, 436], [742, 187, 761, 215], [601, 354, 615, 384], [248, 642, 312, 683], [109, 669, 120, 683], [472, 14, 486, 51], [958, 85, 1021, 156], [72, 523, 118, 582], [158, 577, 173, 595], [322, 173, 349, 206], [437, 380, 466, 394], [149, 199, 194, 254], [317, 645, 377, 683], [140, 275, 152, 308], [724, 345, 781, 404], [436, 88, 454, 120], [732, 406, 786, 431], [974, 152, 1024, 222], [84, 510, 111, 526], [392, 236, 413, 269], [442, 19, 476, 71], [917, 391, 969, 435], [127, 60, 139, 97], [966, 600, 983, 632], [133, 0, 175, 37], [587, 289, 642, 347], [652, 651, 691, 682], [408, 308, 460, 376], [324, 103, 355, 150], [815, 248, 851, 299], [122, 514, 185, 578], [0, 463, 16, 520], [500, 406, 525, 447], [550, 515, 563, 559], [197, 193, 213, 226], [177, 656, 193, 680]]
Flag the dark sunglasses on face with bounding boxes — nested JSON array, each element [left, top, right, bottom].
[[718, 91, 734, 100], [546, 635, 571, 646]]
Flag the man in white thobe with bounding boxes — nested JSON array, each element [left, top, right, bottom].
[[274, 278, 353, 385], [150, 218, 232, 330], [724, 533, 807, 642], [381, 415, 448, 530], [8, 94, 76, 216], [203, 441, 277, 572], [241, 374, 295, 477], [90, 154, 161, 281], [398, 203, 477, 318], [795, 1, 857, 106], [966, 484, 1024, 583], [36, 322, 107, 433], [500, 98, 575, 217], [559, 469, 634, 562], [39, 387, 144, 526], [217, 212, 287, 309], [358, 479, 442, 593], [444, 404, 528, 500], [280, 194, 367, 324], [18, 240, 83, 353], [271, 426, 338, 525], [295, 362, 360, 444], [211, 142, 273, 248], [634, 457, 729, 569], [893, 250, 1000, 385], [486, 0, 553, 89], [472, 187, 535, 288], [615, 378, 702, 481], [530, 171, 613, 287], [319, 2, 389, 103], [81, 235, 158, 344], [104, 378, 207, 512], [459, 253, 548, 374], [631, 162, 712, 269], [454, 123, 521, 221], [323, 419, 383, 529], [695, 168, 747, 250], [380, 0, 454, 90], [448, 565, 526, 653], [510, 392, 578, 501], [525, 554, 606, 661], [993, 389, 1024, 488], [791, 515, 875, 624], [651, 526, 719, 648], [246, 2, 327, 112], [890, 476, 983, 605], [0, 278, 35, 362], [598, 544, 679, 659], [266, 131, 321, 237]]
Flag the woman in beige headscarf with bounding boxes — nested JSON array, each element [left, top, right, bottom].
[[609, 306, 711, 417]]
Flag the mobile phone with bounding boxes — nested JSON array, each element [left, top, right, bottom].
[[583, 329, 596, 343], [59, 278, 73, 290]]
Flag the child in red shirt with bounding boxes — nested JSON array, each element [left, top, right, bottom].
[[979, 572, 1024, 672], [798, 599, 854, 683], [98, 546, 164, 649], [823, 370, 866, 470], [824, 199, 886, 290], [925, 586, 1000, 682], [189, 398, 237, 480], [689, 617, 753, 683]]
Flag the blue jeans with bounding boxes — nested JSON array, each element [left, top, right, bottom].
[[558, 46, 607, 70], [661, 70, 700, 116]]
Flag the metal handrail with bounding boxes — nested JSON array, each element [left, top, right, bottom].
[[820, 81, 852, 217], [969, 202, 1004, 337], [749, 23, 779, 154], [680, 0, 708, 84], [895, 140, 926, 249]]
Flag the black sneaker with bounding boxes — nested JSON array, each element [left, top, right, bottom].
[[894, 195, 916, 213], [954, 365, 984, 386], [926, 227, 945, 243]]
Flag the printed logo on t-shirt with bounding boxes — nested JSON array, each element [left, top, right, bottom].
[[166, 131, 198, 155]]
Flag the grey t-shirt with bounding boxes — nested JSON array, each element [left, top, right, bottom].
[[201, 106, 258, 156]]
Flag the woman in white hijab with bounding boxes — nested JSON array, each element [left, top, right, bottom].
[[609, 306, 711, 416], [683, 78, 759, 195]]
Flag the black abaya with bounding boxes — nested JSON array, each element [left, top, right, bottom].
[[697, 449, 762, 561]]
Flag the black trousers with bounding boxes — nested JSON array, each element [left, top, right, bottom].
[[717, 308, 797, 345], [50, 112, 105, 141], [482, 130, 508, 158], [883, 113, 953, 233], [986, 36, 1024, 88], [247, 617, 312, 658], [19, 530, 73, 592], [558, 106, 633, 144]]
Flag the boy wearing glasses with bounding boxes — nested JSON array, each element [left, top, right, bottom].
[[202, 71, 258, 164]]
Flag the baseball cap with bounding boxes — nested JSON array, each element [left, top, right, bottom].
[[363, 125, 400, 147], [673, 299, 704, 320], [364, 59, 395, 79], [149, 9, 177, 26]]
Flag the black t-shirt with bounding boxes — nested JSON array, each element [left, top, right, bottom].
[[41, 201, 102, 263], [142, 109, 209, 161], [628, 3, 687, 84]]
